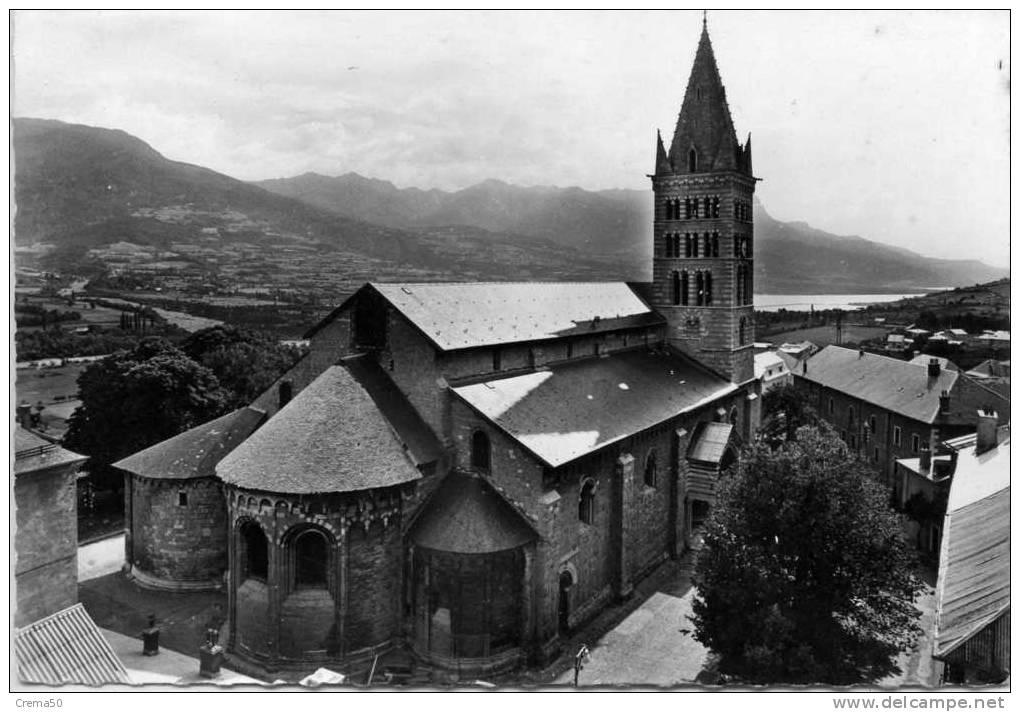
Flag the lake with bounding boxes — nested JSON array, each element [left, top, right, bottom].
[[754, 293, 925, 312]]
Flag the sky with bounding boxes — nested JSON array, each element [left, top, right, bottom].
[[12, 10, 1011, 267]]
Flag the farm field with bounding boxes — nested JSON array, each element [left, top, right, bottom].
[[762, 324, 889, 349], [15, 362, 89, 437]]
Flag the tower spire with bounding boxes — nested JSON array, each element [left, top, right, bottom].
[[702, 9, 707, 31]]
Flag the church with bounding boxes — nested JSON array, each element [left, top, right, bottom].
[[115, 19, 761, 677]]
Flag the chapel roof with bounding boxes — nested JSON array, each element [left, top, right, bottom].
[[14, 428, 87, 476]]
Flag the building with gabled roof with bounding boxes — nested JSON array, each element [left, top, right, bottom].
[[796, 346, 1010, 492], [933, 424, 1010, 684], [119, 17, 761, 678]]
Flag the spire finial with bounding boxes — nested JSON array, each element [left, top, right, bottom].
[[702, 10, 707, 30]]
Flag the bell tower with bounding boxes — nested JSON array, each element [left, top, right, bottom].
[[650, 17, 756, 383]]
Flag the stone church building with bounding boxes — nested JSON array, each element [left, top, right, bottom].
[[116, 20, 762, 677]]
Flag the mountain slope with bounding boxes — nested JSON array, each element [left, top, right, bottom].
[[257, 172, 1008, 293], [12, 119, 623, 283]]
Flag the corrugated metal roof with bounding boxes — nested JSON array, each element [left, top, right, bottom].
[[15, 604, 130, 686], [934, 486, 1010, 658], [409, 472, 537, 554], [217, 366, 423, 494], [452, 349, 735, 468], [687, 422, 734, 464], [114, 407, 265, 481], [14, 428, 87, 476], [372, 282, 662, 351], [800, 346, 958, 423]]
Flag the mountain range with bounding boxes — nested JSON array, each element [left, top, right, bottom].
[[13, 118, 1008, 294]]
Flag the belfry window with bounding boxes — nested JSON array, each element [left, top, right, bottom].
[[703, 233, 711, 257], [705, 272, 713, 305], [688, 148, 698, 173], [692, 235, 699, 258], [685, 234, 693, 258], [579, 480, 596, 524], [712, 197, 720, 218], [696, 272, 705, 306], [739, 317, 747, 345], [685, 198, 693, 220], [672, 271, 681, 306], [471, 430, 491, 471], [665, 199, 674, 220], [681, 271, 690, 306], [665, 234, 673, 258], [294, 529, 329, 588], [712, 232, 719, 257], [703, 197, 711, 218], [735, 266, 743, 304]]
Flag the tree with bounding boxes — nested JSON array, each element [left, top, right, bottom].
[[63, 337, 230, 489], [759, 382, 820, 446], [182, 325, 300, 409], [691, 426, 924, 684]]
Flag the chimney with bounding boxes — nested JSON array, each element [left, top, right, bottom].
[[16, 400, 31, 429], [939, 390, 951, 415], [802, 360, 808, 375], [928, 358, 941, 378], [918, 441, 931, 475], [858, 348, 865, 359], [976, 410, 999, 454]]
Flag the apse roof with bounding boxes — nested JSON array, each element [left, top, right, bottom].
[[217, 366, 423, 494], [409, 471, 537, 554], [113, 407, 265, 481]]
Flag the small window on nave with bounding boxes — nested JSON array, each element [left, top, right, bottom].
[[579, 480, 596, 524]]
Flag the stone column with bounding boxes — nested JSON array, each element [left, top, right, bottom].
[[338, 528, 349, 659], [226, 510, 238, 652], [123, 472, 134, 569], [266, 516, 282, 667], [613, 453, 635, 599]]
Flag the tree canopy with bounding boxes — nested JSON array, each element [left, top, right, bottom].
[[690, 425, 923, 684], [759, 382, 821, 446], [64, 337, 230, 486]]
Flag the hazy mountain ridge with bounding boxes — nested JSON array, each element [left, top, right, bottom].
[[257, 172, 1008, 293]]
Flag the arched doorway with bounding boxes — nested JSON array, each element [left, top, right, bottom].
[[558, 570, 574, 633]]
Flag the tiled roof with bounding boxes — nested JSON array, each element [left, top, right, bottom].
[[687, 422, 734, 464], [934, 486, 1010, 658], [370, 282, 662, 351], [799, 346, 958, 424], [15, 604, 130, 686], [409, 471, 537, 554], [113, 407, 265, 481], [452, 349, 736, 468], [967, 359, 1010, 379], [217, 366, 423, 494], [14, 428, 87, 476]]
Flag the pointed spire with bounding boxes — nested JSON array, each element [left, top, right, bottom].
[[655, 130, 672, 174], [667, 20, 747, 175], [702, 9, 707, 31]]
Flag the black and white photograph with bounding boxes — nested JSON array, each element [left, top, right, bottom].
[[9, 9, 1010, 701]]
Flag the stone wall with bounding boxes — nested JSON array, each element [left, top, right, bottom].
[[130, 476, 227, 588], [14, 462, 79, 626]]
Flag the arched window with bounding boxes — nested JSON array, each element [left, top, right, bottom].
[[239, 521, 268, 582], [703, 197, 711, 218], [664, 234, 673, 258], [673, 234, 681, 257], [665, 199, 673, 221], [673, 198, 681, 218], [692, 235, 699, 258], [712, 232, 719, 257], [703, 233, 711, 257], [739, 317, 747, 345], [704, 272, 713, 305], [671, 271, 681, 306], [294, 529, 329, 588], [685, 233, 693, 258], [712, 197, 720, 218], [735, 266, 743, 304], [579, 479, 596, 524], [681, 271, 690, 306], [688, 148, 698, 172], [471, 430, 491, 471], [644, 450, 658, 488], [684, 198, 693, 220]]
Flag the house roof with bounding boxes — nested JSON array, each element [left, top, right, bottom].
[[934, 485, 1010, 659], [15, 604, 130, 686], [967, 359, 1010, 379], [944, 429, 1010, 513], [798, 346, 959, 424], [14, 428, 87, 476], [907, 354, 959, 372], [409, 471, 538, 554], [370, 282, 663, 351], [452, 349, 736, 468], [754, 351, 786, 378], [217, 365, 423, 494], [113, 407, 265, 481], [687, 422, 734, 464]]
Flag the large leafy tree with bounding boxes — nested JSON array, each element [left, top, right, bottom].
[[64, 337, 230, 487], [691, 426, 923, 684], [760, 382, 821, 446], [182, 325, 300, 409]]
